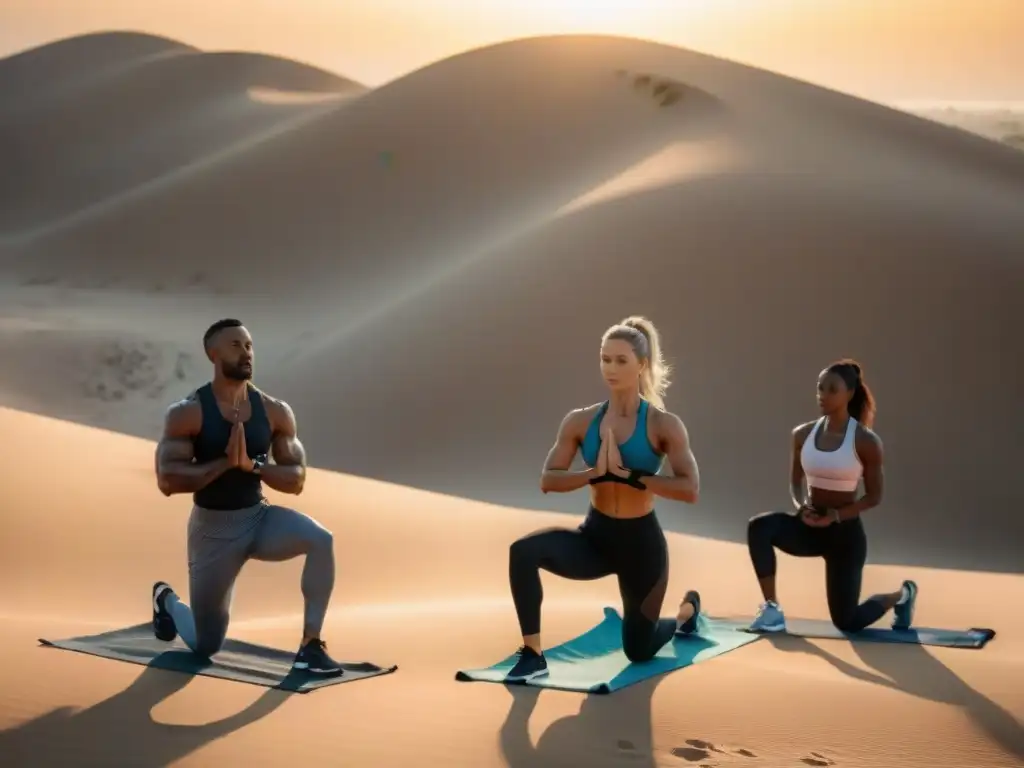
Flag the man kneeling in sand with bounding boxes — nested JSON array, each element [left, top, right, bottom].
[[152, 318, 342, 675]]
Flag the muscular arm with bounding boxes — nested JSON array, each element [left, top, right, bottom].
[[261, 399, 307, 495], [644, 412, 700, 504], [836, 427, 884, 521], [155, 398, 232, 497], [539, 409, 596, 494], [790, 422, 814, 510]]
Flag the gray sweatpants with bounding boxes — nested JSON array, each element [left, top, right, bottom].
[[165, 500, 335, 657]]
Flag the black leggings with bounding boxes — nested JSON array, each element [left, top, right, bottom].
[[747, 510, 888, 632], [509, 507, 677, 662]]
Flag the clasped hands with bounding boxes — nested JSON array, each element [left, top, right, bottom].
[[799, 503, 839, 528], [225, 407, 256, 473], [588, 424, 651, 490]]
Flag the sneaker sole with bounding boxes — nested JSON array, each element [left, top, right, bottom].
[[292, 661, 344, 675], [152, 582, 177, 642], [749, 623, 786, 633], [505, 669, 549, 683]]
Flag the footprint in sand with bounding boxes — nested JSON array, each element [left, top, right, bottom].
[[671, 739, 757, 762], [800, 753, 836, 767]]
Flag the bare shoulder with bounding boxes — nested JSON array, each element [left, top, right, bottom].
[[561, 402, 601, 433], [855, 422, 883, 457], [651, 405, 687, 434], [792, 419, 817, 447], [162, 391, 201, 437], [650, 407, 690, 451], [651, 405, 685, 429], [256, 389, 298, 432]]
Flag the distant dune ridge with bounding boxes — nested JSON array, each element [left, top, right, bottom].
[[902, 102, 1024, 152], [1, 29, 1023, 768], [0, 33, 364, 235]]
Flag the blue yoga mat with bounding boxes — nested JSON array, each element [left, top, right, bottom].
[[740, 617, 996, 648], [454, 606, 760, 694]]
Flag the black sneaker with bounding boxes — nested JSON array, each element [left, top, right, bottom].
[[152, 581, 177, 642], [293, 638, 344, 676], [505, 646, 548, 683], [675, 589, 702, 636]]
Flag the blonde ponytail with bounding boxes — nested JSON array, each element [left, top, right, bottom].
[[602, 315, 672, 410]]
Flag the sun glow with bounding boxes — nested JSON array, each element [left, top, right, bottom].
[[513, 0, 715, 34]]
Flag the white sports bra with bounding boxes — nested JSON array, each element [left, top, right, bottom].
[[801, 417, 863, 492]]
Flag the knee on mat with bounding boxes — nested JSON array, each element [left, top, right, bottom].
[[621, 623, 657, 663], [829, 610, 861, 634], [622, 636, 655, 663], [194, 636, 225, 658]]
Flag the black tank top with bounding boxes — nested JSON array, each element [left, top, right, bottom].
[[191, 382, 273, 511]]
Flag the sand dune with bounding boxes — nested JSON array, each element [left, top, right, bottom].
[[1, 31, 1023, 764], [3, 40, 727, 304], [0, 408, 1022, 767], [0, 31, 197, 113], [0, 33, 1021, 573], [263, 169, 1024, 573], [1, 33, 362, 235]]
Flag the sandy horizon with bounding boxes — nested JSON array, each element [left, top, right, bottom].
[[1, 29, 1022, 767]]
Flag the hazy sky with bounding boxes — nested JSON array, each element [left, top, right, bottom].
[[2, 0, 1022, 103]]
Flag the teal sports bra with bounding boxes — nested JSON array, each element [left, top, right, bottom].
[[580, 400, 664, 475]]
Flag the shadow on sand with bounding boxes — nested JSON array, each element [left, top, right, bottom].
[[500, 678, 665, 767], [765, 634, 1024, 764], [499, 671, 765, 767], [0, 660, 293, 767]]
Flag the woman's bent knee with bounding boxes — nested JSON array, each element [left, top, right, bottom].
[[831, 615, 862, 633], [509, 535, 537, 566], [621, 618, 657, 662], [747, 511, 781, 540], [623, 642, 655, 663]]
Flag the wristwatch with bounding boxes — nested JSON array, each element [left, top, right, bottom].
[[251, 454, 268, 475]]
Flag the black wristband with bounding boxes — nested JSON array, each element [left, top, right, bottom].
[[625, 469, 651, 489], [587, 469, 652, 490]]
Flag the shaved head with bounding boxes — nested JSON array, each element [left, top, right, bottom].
[[203, 319, 253, 380]]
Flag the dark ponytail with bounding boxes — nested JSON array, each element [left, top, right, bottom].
[[826, 358, 876, 429]]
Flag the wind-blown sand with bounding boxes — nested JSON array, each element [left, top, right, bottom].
[[0, 31, 1022, 767]]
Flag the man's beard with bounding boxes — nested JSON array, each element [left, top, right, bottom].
[[221, 360, 253, 381]]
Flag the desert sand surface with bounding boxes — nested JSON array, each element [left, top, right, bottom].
[[0, 407, 1022, 768], [0, 29, 1023, 767]]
